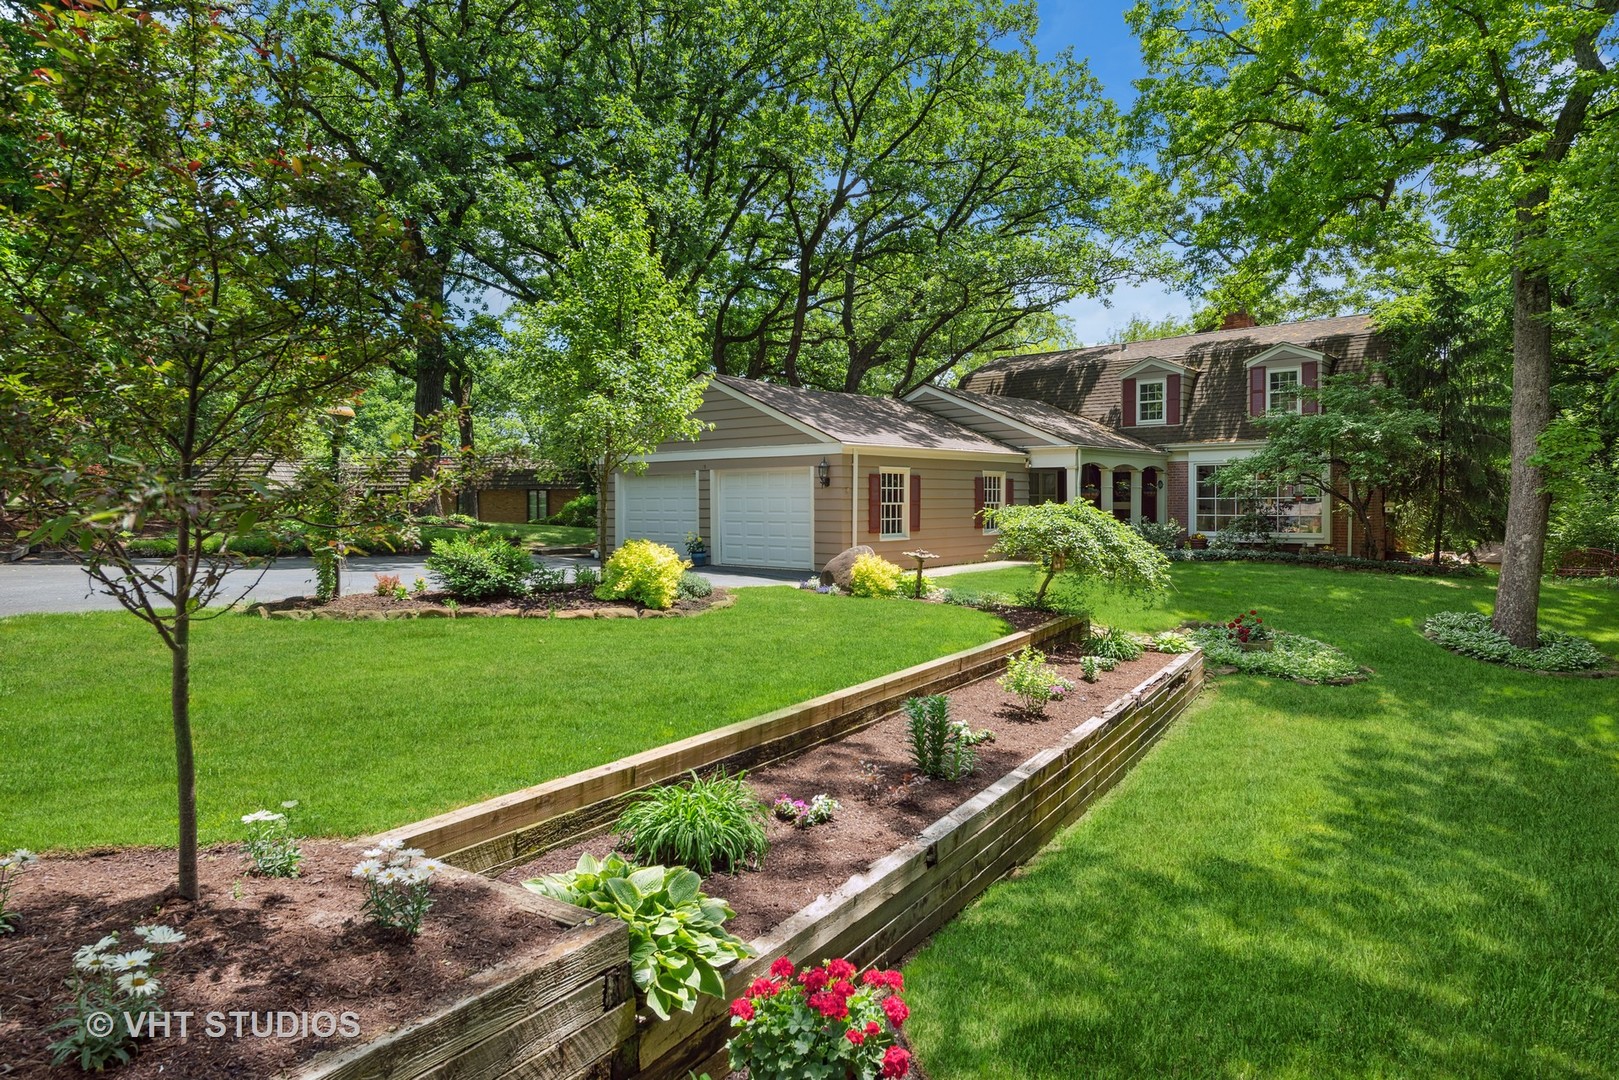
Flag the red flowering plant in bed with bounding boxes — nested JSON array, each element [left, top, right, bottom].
[[727, 956, 912, 1079], [1224, 609, 1271, 644]]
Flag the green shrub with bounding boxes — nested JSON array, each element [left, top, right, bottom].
[[573, 565, 601, 589], [549, 493, 598, 528], [530, 564, 568, 593], [597, 539, 687, 610], [616, 770, 768, 875], [997, 645, 1077, 713], [1423, 611, 1609, 672], [677, 571, 714, 599], [903, 694, 977, 780], [425, 534, 535, 599], [1131, 517, 1185, 553], [1151, 630, 1196, 654], [524, 853, 750, 1020], [1184, 548, 1486, 577], [1086, 626, 1144, 662], [1189, 626, 1364, 682], [848, 553, 906, 598]]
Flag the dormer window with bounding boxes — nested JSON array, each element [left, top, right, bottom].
[[1267, 367, 1302, 413], [1136, 379, 1166, 425]]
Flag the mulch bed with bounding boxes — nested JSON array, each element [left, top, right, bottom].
[[502, 644, 1178, 942], [0, 842, 566, 1079], [248, 586, 733, 620]]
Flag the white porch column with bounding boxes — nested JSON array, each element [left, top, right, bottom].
[[1129, 468, 1143, 524], [1065, 466, 1079, 505]]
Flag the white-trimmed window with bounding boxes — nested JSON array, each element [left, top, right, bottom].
[[1136, 379, 1166, 425], [1267, 368, 1302, 413], [981, 472, 1004, 533], [1194, 464, 1324, 537], [879, 467, 909, 540]]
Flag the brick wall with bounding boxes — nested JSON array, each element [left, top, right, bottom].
[[1166, 460, 1190, 538]]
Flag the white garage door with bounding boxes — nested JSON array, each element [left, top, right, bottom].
[[715, 468, 815, 570], [617, 473, 697, 552]]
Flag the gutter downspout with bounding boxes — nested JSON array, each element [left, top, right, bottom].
[[851, 450, 859, 549]]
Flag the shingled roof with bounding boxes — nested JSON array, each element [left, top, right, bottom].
[[923, 386, 1162, 454], [713, 375, 1021, 456], [959, 314, 1387, 446]]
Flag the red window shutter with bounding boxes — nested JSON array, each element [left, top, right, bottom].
[[867, 473, 879, 534], [1301, 360, 1319, 414], [973, 475, 985, 524], [910, 475, 922, 533], [1005, 478, 1015, 505], [1249, 366, 1266, 416], [1166, 373, 1182, 425], [1122, 378, 1137, 425]]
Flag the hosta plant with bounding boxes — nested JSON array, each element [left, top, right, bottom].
[[998, 645, 1076, 714], [1151, 630, 1196, 653], [617, 770, 768, 874], [351, 840, 447, 936], [241, 801, 302, 878], [0, 847, 39, 934], [727, 957, 912, 1080], [48, 924, 185, 1071], [525, 853, 751, 1019], [1424, 611, 1608, 672]]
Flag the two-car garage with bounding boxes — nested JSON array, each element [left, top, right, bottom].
[[615, 467, 815, 571]]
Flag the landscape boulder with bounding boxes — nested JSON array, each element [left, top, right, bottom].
[[821, 545, 875, 589]]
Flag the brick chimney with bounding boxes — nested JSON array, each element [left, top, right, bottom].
[[1220, 310, 1257, 330]]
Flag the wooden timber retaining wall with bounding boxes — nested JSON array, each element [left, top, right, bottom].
[[374, 616, 1088, 876], [292, 873, 632, 1080], [629, 648, 1205, 1080]]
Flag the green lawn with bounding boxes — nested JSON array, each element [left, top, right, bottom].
[[420, 521, 595, 548], [909, 563, 1619, 1079], [0, 590, 1008, 851]]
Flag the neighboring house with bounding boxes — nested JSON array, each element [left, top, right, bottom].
[[463, 462, 581, 525], [957, 312, 1396, 558], [605, 314, 1397, 572]]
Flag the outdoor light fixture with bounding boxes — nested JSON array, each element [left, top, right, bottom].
[[817, 458, 831, 486], [1155, 478, 1165, 491]]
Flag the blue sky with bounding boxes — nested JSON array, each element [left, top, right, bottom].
[[1034, 2, 1194, 345]]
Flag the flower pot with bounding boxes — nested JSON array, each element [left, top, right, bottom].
[[1190, 537, 1208, 550], [689, 551, 708, 566]]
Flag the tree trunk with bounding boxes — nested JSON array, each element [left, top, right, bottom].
[[171, 526, 199, 902], [596, 458, 611, 566], [1431, 445, 1446, 565], [1493, 250, 1554, 648]]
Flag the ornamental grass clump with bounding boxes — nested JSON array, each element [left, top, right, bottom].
[[727, 956, 913, 1080], [903, 694, 977, 780], [997, 645, 1076, 714], [1086, 626, 1146, 661], [241, 801, 302, 878], [351, 839, 447, 936], [616, 770, 768, 874], [1423, 611, 1610, 672], [0, 847, 39, 934], [526, 853, 751, 1019], [48, 924, 185, 1071]]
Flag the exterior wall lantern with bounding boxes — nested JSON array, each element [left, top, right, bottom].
[[817, 458, 831, 487]]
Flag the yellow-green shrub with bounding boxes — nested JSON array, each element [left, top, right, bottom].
[[848, 553, 906, 598], [596, 539, 688, 609]]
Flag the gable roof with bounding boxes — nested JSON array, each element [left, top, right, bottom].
[[711, 375, 1021, 456], [960, 314, 1386, 446], [911, 385, 1161, 455]]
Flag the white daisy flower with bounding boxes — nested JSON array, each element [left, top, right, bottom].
[[113, 949, 154, 971], [75, 951, 112, 974], [374, 867, 402, 887], [134, 925, 185, 945], [117, 971, 160, 997], [13, 849, 38, 865], [281, 800, 300, 809], [90, 933, 120, 953], [241, 810, 285, 824], [351, 859, 383, 879], [0, 856, 13, 871], [375, 838, 405, 854], [401, 866, 431, 885], [417, 858, 448, 876], [361, 847, 383, 859]]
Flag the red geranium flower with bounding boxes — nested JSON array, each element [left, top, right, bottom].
[[882, 1045, 912, 1077], [846, 1028, 866, 1046], [866, 1020, 881, 1036], [730, 997, 755, 1021], [746, 977, 781, 999], [882, 996, 909, 1027], [769, 956, 795, 979], [832, 979, 857, 999], [799, 967, 830, 992], [826, 958, 856, 981]]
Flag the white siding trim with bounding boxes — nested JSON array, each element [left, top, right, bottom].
[[630, 441, 842, 464]]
